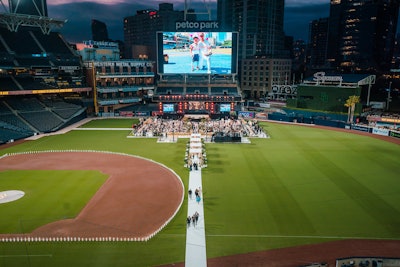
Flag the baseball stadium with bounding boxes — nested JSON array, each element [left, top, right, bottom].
[[1, 2, 400, 267], [1, 118, 400, 267]]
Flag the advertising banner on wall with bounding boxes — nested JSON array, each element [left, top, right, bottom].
[[372, 127, 389, 136], [389, 130, 400, 139], [351, 124, 372, 133], [238, 111, 255, 118]]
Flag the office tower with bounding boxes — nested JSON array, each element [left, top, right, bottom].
[[292, 39, 307, 82], [123, 3, 185, 59], [218, 0, 290, 99], [309, 18, 329, 70], [9, 0, 48, 16], [226, 0, 287, 59], [392, 33, 400, 69], [327, 0, 399, 73], [217, 0, 233, 31], [92, 19, 109, 42]]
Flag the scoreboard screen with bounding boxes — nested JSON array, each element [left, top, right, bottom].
[[220, 103, 231, 112], [163, 104, 175, 112], [157, 31, 238, 75]]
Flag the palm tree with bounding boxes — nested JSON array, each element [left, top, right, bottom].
[[344, 95, 360, 124]]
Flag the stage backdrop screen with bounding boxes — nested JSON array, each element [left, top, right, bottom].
[[220, 103, 231, 112], [163, 104, 175, 112], [158, 32, 237, 75], [188, 101, 205, 110]]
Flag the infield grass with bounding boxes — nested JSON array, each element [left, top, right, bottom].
[[0, 119, 399, 266], [0, 170, 107, 233]]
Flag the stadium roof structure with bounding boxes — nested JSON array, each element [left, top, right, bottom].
[[0, 12, 66, 34]]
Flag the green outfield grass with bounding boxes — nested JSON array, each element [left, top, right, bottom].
[[0, 120, 399, 266], [78, 118, 139, 128]]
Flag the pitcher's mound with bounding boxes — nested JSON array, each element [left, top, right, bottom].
[[0, 190, 25, 204]]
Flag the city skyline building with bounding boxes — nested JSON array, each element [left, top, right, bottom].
[[327, 0, 400, 73], [217, 0, 233, 31], [240, 57, 292, 99], [123, 3, 186, 60], [309, 17, 329, 70], [224, 0, 288, 59], [291, 39, 307, 83], [91, 19, 109, 42], [218, 0, 291, 99]]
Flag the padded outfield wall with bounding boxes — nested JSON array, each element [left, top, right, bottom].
[[288, 84, 362, 113]]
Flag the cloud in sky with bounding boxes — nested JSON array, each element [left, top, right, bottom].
[[48, 2, 140, 43], [45, 0, 330, 43]]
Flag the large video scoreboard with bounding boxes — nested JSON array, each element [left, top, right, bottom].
[[157, 31, 238, 75]]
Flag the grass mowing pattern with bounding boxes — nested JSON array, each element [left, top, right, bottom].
[[203, 123, 400, 258], [0, 120, 399, 266]]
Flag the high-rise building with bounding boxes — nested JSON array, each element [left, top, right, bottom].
[[123, 3, 186, 60], [92, 19, 109, 42], [292, 39, 307, 83], [327, 0, 399, 73], [392, 33, 400, 69], [217, 0, 233, 31], [218, 0, 290, 99], [309, 18, 329, 70], [9, 0, 48, 16], [228, 0, 287, 59]]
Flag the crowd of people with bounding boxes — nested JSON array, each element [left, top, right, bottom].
[[203, 117, 267, 137], [187, 211, 200, 228], [188, 187, 202, 203], [187, 187, 202, 228], [132, 117, 188, 137], [132, 117, 268, 139], [362, 110, 400, 131]]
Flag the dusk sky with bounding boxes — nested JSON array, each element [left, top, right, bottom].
[[39, 0, 331, 43]]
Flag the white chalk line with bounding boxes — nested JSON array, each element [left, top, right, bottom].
[[0, 254, 52, 258], [206, 234, 400, 240]]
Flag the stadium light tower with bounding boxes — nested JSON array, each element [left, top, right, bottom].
[[9, 0, 48, 17], [0, 0, 66, 34], [184, 0, 211, 20]]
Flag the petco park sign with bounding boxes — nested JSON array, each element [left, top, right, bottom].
[[313, 72, 343, 83], [176, 21, 219, 31]]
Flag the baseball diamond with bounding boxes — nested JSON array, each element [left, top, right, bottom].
[[0, 120, 399, 267], [0, 151, 184, 240]]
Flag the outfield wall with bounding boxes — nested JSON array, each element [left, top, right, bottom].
[[351, 124, 400, 140], [265, 112, 400, 141], [336, 256, 400, 267]]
